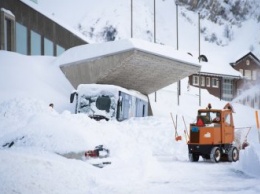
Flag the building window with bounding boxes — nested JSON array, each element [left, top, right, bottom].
[[1, 8, 15, 51], [222, 78, 233, 101], [30, 30, 41, 55], [252, 70, 257, 81], [16, 22, 27, 55], [244, 70, 251, 80], [4, 18, 12, 50], [259, 92, 260, 109], [246, 95, 251, 107], [44, 37, 54, 56], [206, 77, 210, 87], [193, 75, 199, 86], [56, 44, 65, 56], [237, 89, 242, 96], [239, 69, 243, 76], [201, 76, 205, 86], [212, 78, 219, 88], [225, 113, 231, 126]]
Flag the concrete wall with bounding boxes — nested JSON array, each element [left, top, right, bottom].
[[60, 49, 200, 95]]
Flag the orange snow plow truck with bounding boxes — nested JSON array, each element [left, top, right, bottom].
[[188, 103, 239, 163]]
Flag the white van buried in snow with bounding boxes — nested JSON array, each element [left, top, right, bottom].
[[70, 84, 148, 121]]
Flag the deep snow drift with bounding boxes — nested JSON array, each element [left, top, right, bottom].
[[0, 49, 260, 193]]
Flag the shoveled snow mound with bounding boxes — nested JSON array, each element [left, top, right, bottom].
[[234, 143, 260, 178], [0, 51, 74, 112], [0, 96, 187, 158]]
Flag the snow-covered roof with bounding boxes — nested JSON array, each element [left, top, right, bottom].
[[54, 38, 200, 67], [199, 61, 242, 78], [20, 0, 88, 43], [77, 84, 148, 102], [231, 50, 260, 64], [236, 51, 260, 63], [55, 38, 201, 94], [1, 8, 15, 17]]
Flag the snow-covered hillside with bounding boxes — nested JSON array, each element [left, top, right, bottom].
[[33, 0, 260, 60], [179, 0, 260, 23]]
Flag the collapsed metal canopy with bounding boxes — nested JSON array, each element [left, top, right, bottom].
[[58, 39, 201, 95]]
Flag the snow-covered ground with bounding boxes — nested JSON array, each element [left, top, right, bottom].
[[1, 0, 260, 193], [0, 48, 260, 193]]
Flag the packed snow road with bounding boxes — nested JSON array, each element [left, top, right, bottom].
[[141, 155, 260, 194]]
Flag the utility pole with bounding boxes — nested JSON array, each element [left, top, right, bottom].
[[176, 2, 180, 106], [154, 0, 157, 102], [154, 0, 156, 44], [198, 12, 201, 107], [131, 0, 133, 38]]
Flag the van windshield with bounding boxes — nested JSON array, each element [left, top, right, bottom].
[[96, 96, 111, 112], [78, 94, 116, 119]]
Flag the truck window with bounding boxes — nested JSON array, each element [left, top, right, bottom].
[[198, 112, 211, 124], [198, 111, 220, 124], [225, 113, 231, 126]]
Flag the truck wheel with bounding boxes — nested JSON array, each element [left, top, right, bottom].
[[210, 147, 221, 163], [228, 146, 239, 162], [189, 153, 199, 162]]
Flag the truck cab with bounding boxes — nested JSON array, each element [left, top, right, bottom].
[[188, 104, 239, 163]]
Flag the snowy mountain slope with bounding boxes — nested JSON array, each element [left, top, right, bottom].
[[179, 0, 260, 23], [34, 0, 260, 60]]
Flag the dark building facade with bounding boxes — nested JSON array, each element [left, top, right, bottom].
[[0, 0, 88, 56], [231, 52, 260, 109], [231, 52, 260, 95], [189, 51, 260, 109], [189, 73, 240, 101]]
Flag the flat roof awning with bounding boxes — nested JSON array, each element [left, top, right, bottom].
[[56, 39, 201, 95]]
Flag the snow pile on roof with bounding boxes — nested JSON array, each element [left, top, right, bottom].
[[1, 8, 14, 17], [54, 38, 200, 67], [199, 61, 242, 77], [77, 84, 148, 101]]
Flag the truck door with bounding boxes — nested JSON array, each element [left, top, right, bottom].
[[223, 112, 234, 144]]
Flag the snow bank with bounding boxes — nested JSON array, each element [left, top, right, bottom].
[[0, 51, 74, 112], [234, 143, 260, 178], [0, 98, 170, 192]]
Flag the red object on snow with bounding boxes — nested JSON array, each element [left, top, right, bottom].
[[84, 145, 110, 159], [85, 150, 99, 158]]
